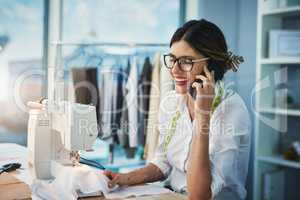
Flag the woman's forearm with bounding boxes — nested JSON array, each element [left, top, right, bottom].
[[187, 118, 212, 200], [124, 163, 166, 186]]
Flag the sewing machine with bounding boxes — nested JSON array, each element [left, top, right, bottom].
[[27, 100, 98, 179]]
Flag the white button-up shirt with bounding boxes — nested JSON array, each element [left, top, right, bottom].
[[150, 86, 251, 200]]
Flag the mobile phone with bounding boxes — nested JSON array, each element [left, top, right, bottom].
[[189, 74, 204, 99], [189, 65, 213, 98]]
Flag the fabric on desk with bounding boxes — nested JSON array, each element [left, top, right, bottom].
[[31, 180, 61, 200], [144, 53, 161, 161], [31, 165, 171, 200], [31, 165, 114, 200], [150, 85, 251, 200]]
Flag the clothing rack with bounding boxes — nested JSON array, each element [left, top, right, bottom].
[[51, 41, 169, 47], [49, 40, 168, 104]]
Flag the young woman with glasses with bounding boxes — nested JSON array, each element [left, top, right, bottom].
[[103, 19, 250, 200]]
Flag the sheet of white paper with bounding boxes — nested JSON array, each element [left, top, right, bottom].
[[105, 184, 172, 199]]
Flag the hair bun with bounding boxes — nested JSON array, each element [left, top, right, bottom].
[[225, 51, 244, 72]]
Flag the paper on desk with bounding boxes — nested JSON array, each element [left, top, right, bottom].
[[105, 184, 172, 199]]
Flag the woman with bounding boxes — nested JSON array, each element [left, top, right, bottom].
[[104, 19, 250, 200]]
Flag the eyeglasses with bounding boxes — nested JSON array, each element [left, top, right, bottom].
[[163, 54, 210, 72]]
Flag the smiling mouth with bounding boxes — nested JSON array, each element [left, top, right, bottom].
[[175, 79, 188, 86]]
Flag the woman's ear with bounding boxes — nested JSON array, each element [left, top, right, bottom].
[[199, 64, 207, 76]]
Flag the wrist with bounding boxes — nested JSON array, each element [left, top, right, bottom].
[[124, 172, 134, 185], [195, 114, 210, 124], [195, 116, 210, 135]]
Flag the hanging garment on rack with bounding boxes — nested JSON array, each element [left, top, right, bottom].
[[160, 56, 174, 100], [99, 67, 118, 142], [71, 68, 101, 133], [99, 67, 111, 140], [143, 53, 162, 161], [125, 57, 139, 147], [118, 59, 131, 148], [99, 63, 129, 142], [110, 68, 125, 139], [137, 57, 153, 146], [114, 69, 125, 132], [118, 59, 137, 158]]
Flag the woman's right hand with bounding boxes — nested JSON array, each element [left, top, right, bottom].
[[103, 170, 130, 188]]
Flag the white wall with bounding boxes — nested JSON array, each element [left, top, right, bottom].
[[185, 0, 199, 20], [198, 0, 239, 84], [235, 1, 257, 200], [198, 0, 239, 52]]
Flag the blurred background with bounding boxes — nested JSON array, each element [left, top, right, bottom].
[[1, 0, 300, 199]]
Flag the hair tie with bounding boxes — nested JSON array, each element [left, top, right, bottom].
[[197, 48, 244, 72], [225, 51, 244, 72]]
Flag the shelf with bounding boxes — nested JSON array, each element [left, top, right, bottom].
[[257, 155, 300, 169], [255, 1, 300, 199], [261, 57, 300, 65], [263, 5, 300, 16], [259, 108, 300, 116]]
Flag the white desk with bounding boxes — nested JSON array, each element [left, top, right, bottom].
[[0, 143, 187, 200]]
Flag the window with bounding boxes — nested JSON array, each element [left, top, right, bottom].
[[0, 0, 45, 145], [62, 0, 180, 43]]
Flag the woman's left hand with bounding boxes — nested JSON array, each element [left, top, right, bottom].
[[192, 65, 215, 120]]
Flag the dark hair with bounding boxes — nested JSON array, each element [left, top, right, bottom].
[[170, 19, 244, 81]]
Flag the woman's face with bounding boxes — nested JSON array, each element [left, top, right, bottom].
[[169, 40, 208, 94]]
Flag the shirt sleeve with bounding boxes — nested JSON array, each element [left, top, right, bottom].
[[149, 92, 177, 177], [209, 136, 239, 199], [209, 94, 251, 199], [149, 133, 172, 177]]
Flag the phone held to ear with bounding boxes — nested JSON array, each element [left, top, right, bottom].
[[190, 76, 203, 99], [190, 73, 205, 99]]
